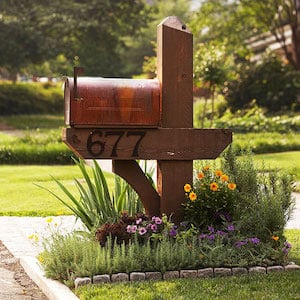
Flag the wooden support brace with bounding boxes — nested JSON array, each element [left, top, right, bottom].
[[112, 160, 161, 217]]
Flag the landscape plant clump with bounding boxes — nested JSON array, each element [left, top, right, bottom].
[[38, 149, 296, 286]]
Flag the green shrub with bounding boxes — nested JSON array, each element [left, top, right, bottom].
[[221, 148, 295, 241], [215, 106, 300, 133], [224, 54, 300, 112], [0, 82, 63, 115]]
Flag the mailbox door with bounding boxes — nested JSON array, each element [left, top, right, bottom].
[[65, 78, 161, 127]]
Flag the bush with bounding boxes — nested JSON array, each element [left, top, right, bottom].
[[224, 55, 300, 112], [0, 82, 64, 115]]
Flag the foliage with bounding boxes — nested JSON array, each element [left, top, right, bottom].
[[0, 82, 64, 115], [0, 0, 151, 79], [240, 0, 300, 70], [39, 221, 295, 285], [183, 166, 238, 229], [224, 55, 300, 112], [40, 158, 145, 232], [194, 43, 232, 127], [215, 106, 300, 133], [40, 159, 119, 232], [220, 148, 295, 241]]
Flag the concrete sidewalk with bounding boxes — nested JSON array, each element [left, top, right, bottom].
[[0, 194, 299, 300]]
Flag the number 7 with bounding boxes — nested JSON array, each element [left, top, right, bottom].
[[127, 131, 146, 157], [105, 131, 124, 157]]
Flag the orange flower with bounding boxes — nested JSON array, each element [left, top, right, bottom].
[[215, 170, 223, 177], [272, 235, 279, 242], [184, 184, 192, 193], [227, 183, 236, 190], [203, 165, 210, 171], [220, 174, 229, 182], [210, 182, 218, 191], [189, 191, 197, 201], [197, 172, 205, 179]]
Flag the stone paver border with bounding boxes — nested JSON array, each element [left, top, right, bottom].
[[74, 263, 300, 288]]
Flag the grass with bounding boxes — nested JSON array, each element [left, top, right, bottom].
[[75, 230, 300, 300], [253, 151, 300, 181], [0, 150, 299, 216], [0, 165, 114, 216], [76, 272, 300, 300]]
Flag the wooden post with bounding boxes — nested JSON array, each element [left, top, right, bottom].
[[156, 16, 193, 223], [62, 16, 232, 224]]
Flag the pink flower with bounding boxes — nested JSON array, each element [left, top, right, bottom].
[[154, 217, 162, 225], [151, 224, 158, 232], [131, 225, 137, 233], [139, 227, 147, 235], [136, 218, 142, 225]]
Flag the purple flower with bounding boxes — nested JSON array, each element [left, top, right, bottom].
[[284, 241, 292, 249], [249, 237, 260, 245], [282, 247, 289, 254], [139, 227, 147, 235], [199, 233, 207, 239], [131, 225, 137, 233], [169, 227, 177, 237], [208, 226, 215, 233], [216, 230, 227, 236], [235, 240, 247, 248], [227, 224, 235, 232], [154, 217, 162, 225], [126, 225, 132, 233], [208, 234, 215, 241], [150, 224, 158, 232], [136, 218, 142, 225]]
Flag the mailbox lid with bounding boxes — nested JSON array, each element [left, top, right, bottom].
[[65, 77, 161, 127]]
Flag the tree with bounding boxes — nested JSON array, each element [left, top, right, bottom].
[[0, 0, 150, 79], [240, 0, 300, 70]]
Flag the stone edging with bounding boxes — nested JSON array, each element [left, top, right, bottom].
[[74, 263, 300, 288]]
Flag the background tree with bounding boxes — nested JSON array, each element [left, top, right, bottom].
[[0, 0, 150, 79], [240, 0, 300, 70]]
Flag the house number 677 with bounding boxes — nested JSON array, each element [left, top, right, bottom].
[[87, 130, 146, 158]]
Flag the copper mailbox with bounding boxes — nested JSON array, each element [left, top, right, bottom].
[[64, 77, 161, 127]]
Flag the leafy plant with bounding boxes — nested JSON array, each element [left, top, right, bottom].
[[39, 158, 148, 232], [182, 165, 238, 229]]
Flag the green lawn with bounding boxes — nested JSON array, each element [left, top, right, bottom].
[[0, 151, 300, 216], [253, 151, 300, 181], [0, 165, 114, 216]]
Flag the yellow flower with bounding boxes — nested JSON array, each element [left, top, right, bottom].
[[189, 191, 197, 201], [220, 174, 229, 182], [210, 182, 218, 191], [197, 172, 205, 179], [215, 170, 223, 177], [272, 235, 279, 242], [28, 234, 39, 242], [203, 165, 210, 171], [184, 183, 192, 193], [46, 217, 53, 223], [227, 183, 236, 190]]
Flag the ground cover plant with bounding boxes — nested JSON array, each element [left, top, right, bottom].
[[37, 149, 297, 292]]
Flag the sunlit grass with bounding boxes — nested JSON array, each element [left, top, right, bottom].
[[0, 165, 114, 216]]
